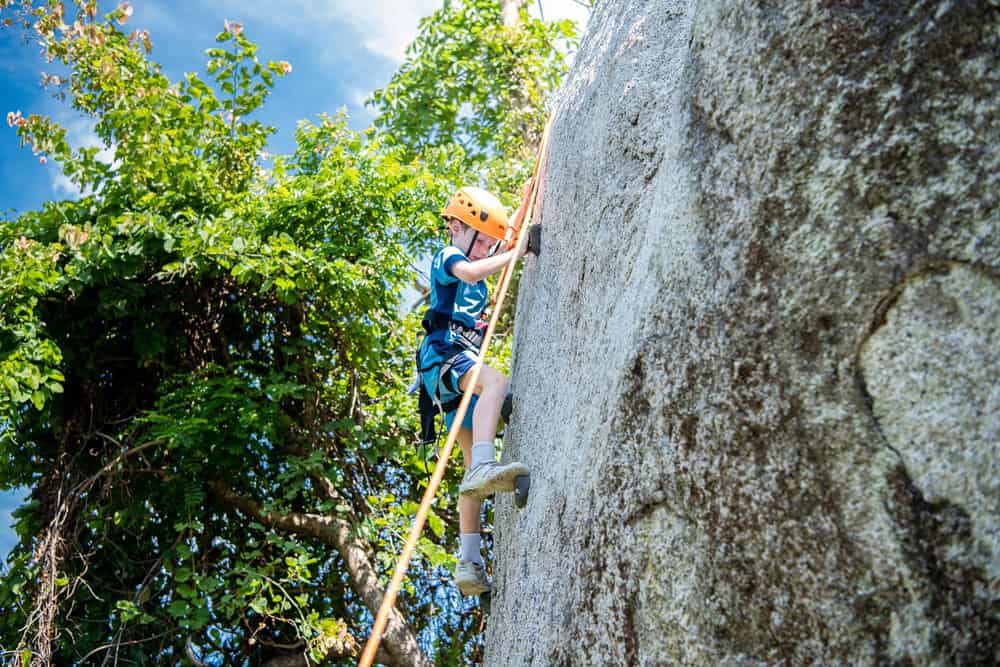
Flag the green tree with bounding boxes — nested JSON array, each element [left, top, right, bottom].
[[0, 1, 579, 665], [1, 3, 460, 665], [370, 0, 576, 196]]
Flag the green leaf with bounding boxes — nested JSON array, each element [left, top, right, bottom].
[[167, 600, 190, 618], [197, 575, 221, 593], [116, 600, 139, 619], [427, 511, 444, 538], [250, 596, 268, 614]]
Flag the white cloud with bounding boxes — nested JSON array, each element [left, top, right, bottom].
[[347, 88, 379, 125], [204, 0, 439, 63], [49, 117, 116, 198], [205, 0, 589, 64], [51, 170, 81, 197], [129, 0, 181, 37], [326, 0, 442, 61]]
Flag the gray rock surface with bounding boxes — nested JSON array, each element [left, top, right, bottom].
[[487, 1, 999, 665]]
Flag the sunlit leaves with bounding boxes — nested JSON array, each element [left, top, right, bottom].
[[371, 0, 576, 194]]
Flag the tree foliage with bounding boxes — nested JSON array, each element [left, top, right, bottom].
[[0, 1, 577, 665], [370, 0, 576, 195]]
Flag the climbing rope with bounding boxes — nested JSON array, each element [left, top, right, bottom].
[[356, 111, 555, 667]]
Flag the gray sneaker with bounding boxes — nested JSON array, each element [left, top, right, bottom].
[[455, 559, 491, 596], [459, 461, 530, 501]]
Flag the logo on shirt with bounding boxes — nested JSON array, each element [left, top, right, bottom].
[[454, 285, 486, 319]]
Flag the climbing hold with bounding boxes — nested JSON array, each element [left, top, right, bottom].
[[514, 474, 530, 508], [527, 224, 542, 256]]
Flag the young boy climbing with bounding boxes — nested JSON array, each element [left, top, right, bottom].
[[416, 184, 534, 597]]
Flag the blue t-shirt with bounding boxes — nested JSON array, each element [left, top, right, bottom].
[[424, 245, 488, 357]]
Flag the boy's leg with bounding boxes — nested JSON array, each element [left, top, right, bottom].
[[457, 427, 482, 547], [455, 426, 490, 595], [456, 363, 529, 501], [458, 364, 506, 445]]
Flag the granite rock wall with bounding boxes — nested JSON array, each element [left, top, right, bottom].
[[486, 1, 999, 664]]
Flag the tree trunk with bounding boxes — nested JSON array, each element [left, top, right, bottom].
[[499, 0, 523, 27], [499, 0, 542, 156]]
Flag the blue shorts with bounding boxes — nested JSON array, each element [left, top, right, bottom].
[[446, 394, 478, 431], [419, 347, 479, 431]]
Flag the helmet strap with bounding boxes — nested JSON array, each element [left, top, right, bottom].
[[465, 228, 480, 257]]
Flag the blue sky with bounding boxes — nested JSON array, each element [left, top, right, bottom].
[[1, 0, 587, 559], [2, 0, 446, 211]]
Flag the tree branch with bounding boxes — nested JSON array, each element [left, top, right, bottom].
[[208, 482, 431, 667], [261, 642, 393, 667], [79, 436, 168, 492]]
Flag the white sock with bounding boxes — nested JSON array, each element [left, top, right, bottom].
[[471, 441, 495, 468], [460, 532, 483, 564]]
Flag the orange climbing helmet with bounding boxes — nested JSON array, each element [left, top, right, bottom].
[[441, 186, 508, 240]]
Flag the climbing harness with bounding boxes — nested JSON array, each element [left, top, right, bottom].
[[422, 309, 485, 354], [357, 110, 555, 667], [414, 309, 487, 444]]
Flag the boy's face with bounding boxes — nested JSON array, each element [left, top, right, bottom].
[[448, 218, 500, 261]]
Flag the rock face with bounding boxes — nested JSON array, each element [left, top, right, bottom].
[[487, 1, 999, 665]]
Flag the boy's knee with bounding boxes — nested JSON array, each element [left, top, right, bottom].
[[480, 365, 507, 391], [457, 363, 506, 394]]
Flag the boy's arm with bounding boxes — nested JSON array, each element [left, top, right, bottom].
[[451, 248, 523, 284], [506, 177, 535, 235]]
